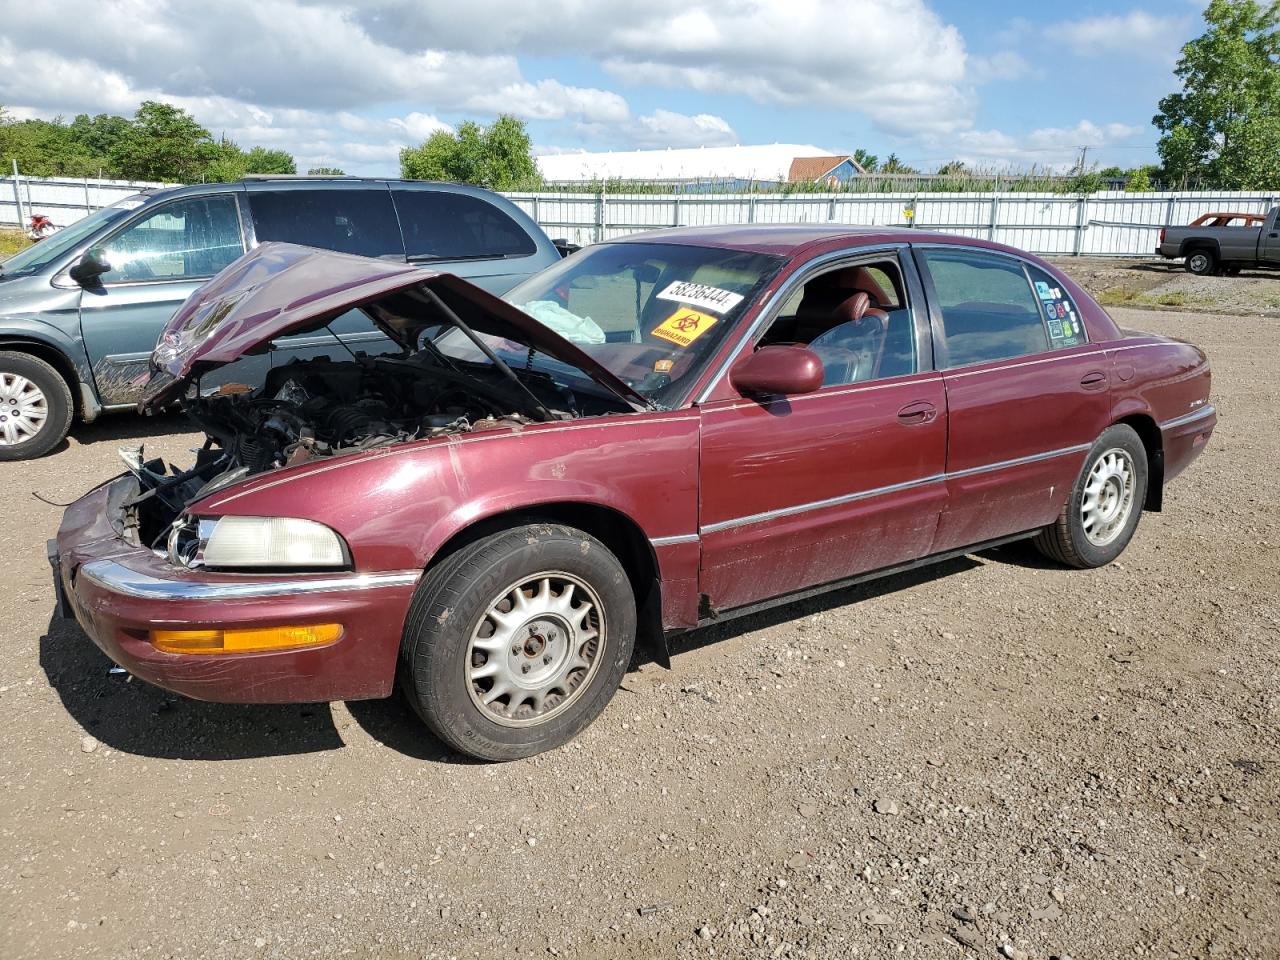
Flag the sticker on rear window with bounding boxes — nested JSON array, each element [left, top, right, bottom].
[[651, 307, 719, 347], [655, 281, 744, 315]]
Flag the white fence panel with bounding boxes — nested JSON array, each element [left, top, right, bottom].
[[4, 177, 1276, 259], [0, 175, 171, 228], [504, 189, 1280, 257]]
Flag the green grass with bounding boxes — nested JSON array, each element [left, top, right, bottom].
[[1095, 287, 1142, 306], [0, 229, 32, 260]]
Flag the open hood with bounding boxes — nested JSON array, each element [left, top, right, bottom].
[[140, 242, 649, 411]]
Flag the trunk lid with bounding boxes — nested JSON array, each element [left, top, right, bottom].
[[140, 242, 649, 411]]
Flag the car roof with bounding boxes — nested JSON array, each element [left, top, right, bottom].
[[609, 223, 1012, 257], [138, 177, 511, 203]]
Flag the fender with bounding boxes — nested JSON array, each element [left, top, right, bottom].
[[0, 315, 100, 420], [1178, 237, 1220, 260]]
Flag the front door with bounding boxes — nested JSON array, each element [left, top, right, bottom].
[[78, 193, 254, 404], [1261, 209, 1280, 265], [912, 246, 1113, 551], [697, 250, 947, 612]]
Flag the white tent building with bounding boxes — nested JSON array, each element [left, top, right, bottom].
[[536, 144, 839, 185]]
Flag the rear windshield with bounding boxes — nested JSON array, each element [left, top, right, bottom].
[[392, 189, 537, 261], [248, 188, 404, 259]]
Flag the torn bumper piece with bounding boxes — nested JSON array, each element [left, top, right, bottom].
[[51, 476, 419, 704]]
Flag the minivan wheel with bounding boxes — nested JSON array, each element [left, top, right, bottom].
[[400, 524, 636, 761], [0, 352, 73, 461], [1185, 249, 1217, 275], [1034, 424, 1148, 569]]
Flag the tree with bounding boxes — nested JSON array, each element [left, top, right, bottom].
[[852, 148, 879, 172], [307, 166, 345, 175], [401, 114, 539, 189], [109, 101, 219, 182], [244, 146, 296, 175], [1125, 166, 1154, 191], [880, 153, 919, 174], [936, 160, 969, 176], [1153, 0, 1280, 189]]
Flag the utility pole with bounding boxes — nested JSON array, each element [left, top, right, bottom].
[[1075, 146, 1090, 175]]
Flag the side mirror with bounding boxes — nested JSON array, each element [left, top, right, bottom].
[[69, 248, 112, 285], [552, 238, 581, 258], [730, 345, 824, 398]]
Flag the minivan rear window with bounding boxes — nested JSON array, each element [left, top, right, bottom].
[[248, 188, 404, 259], [392, 190, 536, 261]]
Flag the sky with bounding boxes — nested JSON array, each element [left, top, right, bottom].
[[0, 0, 1209, 177]]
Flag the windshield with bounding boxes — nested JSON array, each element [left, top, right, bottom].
[[436, 242, 783, 407], [0, 198, 141, 278]]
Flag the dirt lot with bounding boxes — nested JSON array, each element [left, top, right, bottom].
[[1045, 257, 1280, 316], [1, 304, 1277, 960]]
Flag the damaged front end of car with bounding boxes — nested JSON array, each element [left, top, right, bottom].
[[118, 242, 650, 558]]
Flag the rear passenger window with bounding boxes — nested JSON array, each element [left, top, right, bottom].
[[248, 188, 403, 258], [392, 190, 537, 261], [1025, 264, 1087, 349], [921, 249, 1048, 367]]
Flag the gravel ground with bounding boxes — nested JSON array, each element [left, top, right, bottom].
[[1, 305, 1277, 960], [1045, 257, 1280, 316]]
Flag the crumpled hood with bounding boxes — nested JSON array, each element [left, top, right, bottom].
[[140, 242, 648, 410]]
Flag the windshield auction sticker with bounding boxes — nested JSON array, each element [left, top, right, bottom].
[[655, 281, 744, 315], [651, 307, 719, 347]]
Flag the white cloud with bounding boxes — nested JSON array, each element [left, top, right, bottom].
[[634, 110, 738, 148], [350, 0, 975, 136], [1049, 10, 1191, 60], [919, 120, 1147, 171]]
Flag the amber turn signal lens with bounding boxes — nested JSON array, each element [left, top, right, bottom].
[[150, 623, 342, 655]]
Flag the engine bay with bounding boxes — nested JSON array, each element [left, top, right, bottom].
[[122, 351, 613, 550], [186, 354, 558, 473]]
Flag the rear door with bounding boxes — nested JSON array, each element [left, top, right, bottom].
[[697, 249, 947, 611], [245, 182, 406, 367], [913, 245, 1112, 551], [78, 191, 253, 404], [389, 185, 559, 295]]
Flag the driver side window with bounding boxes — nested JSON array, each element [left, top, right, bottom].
[[759, 258, 917, 387], [98, 195, 243, 284]]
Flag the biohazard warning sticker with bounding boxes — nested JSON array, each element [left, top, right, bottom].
[[651, 307, 719, 347], [655, 281, 744, 315]]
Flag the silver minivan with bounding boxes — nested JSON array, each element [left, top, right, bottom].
[[0, 176, 562, 459]]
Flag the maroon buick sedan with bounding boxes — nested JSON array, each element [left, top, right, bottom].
[[51, 227, 1215, 760]]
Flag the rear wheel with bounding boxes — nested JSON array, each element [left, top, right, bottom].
[[0, 351, 73, 461], [1185, 248, 1217, 275], [400, 524, 636, 761], [1034, 424, 1148, 569]]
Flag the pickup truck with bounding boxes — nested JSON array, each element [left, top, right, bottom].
[[1157, 206, 1280, 275]]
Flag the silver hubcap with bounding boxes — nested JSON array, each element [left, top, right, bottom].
[[1190, 254, 1208, 272], [0, 372, 48, 445], [466, 572, 604, 727], [1081, 447, 1136, 547]]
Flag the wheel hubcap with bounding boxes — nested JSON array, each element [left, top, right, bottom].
[[1190, 254, 1208, 272], [1081, 447, 1136, 546], [466, 572, 604, 727], [0, 373, 48, 446]]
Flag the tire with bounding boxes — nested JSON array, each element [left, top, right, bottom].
[[1034, 424, 1148, 569], [1185, 248, 1217, 275], [0, 351, 73, 461], [400, 523, 637, 761]]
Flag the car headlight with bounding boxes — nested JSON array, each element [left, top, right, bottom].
[[169, 516, 349, 570]]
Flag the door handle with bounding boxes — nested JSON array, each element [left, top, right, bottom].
[[1080, 371, 1107, 390], [896, 401, 937, 424]]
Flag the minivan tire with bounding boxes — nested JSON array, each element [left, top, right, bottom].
[[0, 351, 73, 461], [399, 523, 637, 761]]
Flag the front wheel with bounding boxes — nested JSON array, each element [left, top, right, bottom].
[[400, 524, 636, 761], [1034, 424, 1148, 569], [0, 351, 73, 461]]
